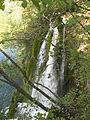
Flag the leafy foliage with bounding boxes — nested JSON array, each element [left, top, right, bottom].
[[42, 0, 53, 7], [67, 0, 73, 8], [0, 0, 90, 120], [31, 0, 40, 10], [22, 0, 27, 9], [0, 0, 4, 10], [68, 17, 77, 27], [85, 25, 90, 32], [85, 1, 90, 8]]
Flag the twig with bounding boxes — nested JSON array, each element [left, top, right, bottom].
[[63, 0, 90, 35], [0, 48, 24, 76], [73, 2, 90, 11], [45, 38, 56, 47], [0, 48, 58, 104], [69, 10, 90, 35], [34, 82, 59, 99], [0, 67, 49, 111], [0, 78, 10, 85]]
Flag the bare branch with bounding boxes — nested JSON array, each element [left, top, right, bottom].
[[63, 0, 90, 35], [69, 10, 90, 35], [45, 38, 56, 47], [0, 48, 24, 75], [0, 48, 58, 104], [73, 2, 90, 11], [34, 82, 59, 99], [0, 67, 50, 111], [0, 78, 10, 85]]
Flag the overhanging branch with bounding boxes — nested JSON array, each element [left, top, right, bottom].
[[0, 67, 50, 111], [0, 78, 10, 85], [69, 10, 90, 35], [0, 48, 58, 104]]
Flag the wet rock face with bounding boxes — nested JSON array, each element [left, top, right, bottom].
[[57, 22, 66, 98]]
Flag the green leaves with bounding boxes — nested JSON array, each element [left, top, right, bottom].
[[67, 0, 73, 7], [71, 49, 78, 58], [85, 1, 90, 8], [0, 40, 5, 44], [36, 112, 44, 120], [0, 0, 5, 10], [31, 0, 40, 10], [48, 73, 51, 78], [88, 37, 90, 42], [85, 25, 90, 32], [60, 1, 66, 10], [42, 0, 53, 7], [68, 17, 77, 27], [31, 0, 54, 10], [22, 0, 27, 9]]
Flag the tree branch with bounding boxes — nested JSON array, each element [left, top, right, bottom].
[[45, 38, 56, 47], [0, 48, 24, 75], [34, 82, 59, 99], [0, 67, 50, 111], [0, 73, 77, 119], [0, 78, 10, 85], [73, 2, 90, 11], [0, 77, 59, 100], [63, 0, 90, 35], [69, 10, 90, 35], [0, 48, 58, 104]]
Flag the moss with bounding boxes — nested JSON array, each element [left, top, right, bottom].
[[7, 90, 27, 119], [46, 30, 53, 59], [55, 18, 63, 75], [56, 16, 63, 33], [26, 37, 43, 81], [26, 56, 36, 80], [0, 111, 6, 120], [7, 91, 18, 119], [26, 23, 50, 82], [37, 30, 53, 78], [7, 102, 16, 119]]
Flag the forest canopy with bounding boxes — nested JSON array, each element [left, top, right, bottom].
[[0, 0, 90, 120]]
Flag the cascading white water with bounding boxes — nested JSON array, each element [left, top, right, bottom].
[[16, 20, 67, 119], [32, 27, 59, 104], [17, 24, 59, 119], [31, 26, 59, 116], [34, 23, 54, 85], [36, 23, 53, 75]]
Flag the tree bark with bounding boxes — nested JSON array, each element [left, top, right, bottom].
[[0, 67, 50, 112], [0, 48, 58, 104]]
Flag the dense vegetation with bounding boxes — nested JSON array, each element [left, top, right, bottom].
[[0, 0, 90, 120]]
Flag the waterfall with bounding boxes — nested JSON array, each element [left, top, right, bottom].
[[17, 19, 67, 119], [37, 24, 53, 70], [17, 24, 59, 119], [57, 18, 66, 97], [16, 19, 67, 119], [31, 25, 59, 113], [34, 23, 53, 85], [32, 27, 58, 104]]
